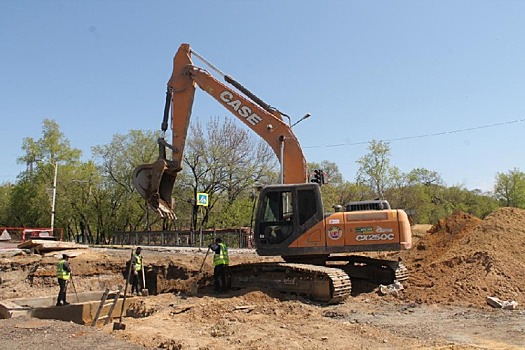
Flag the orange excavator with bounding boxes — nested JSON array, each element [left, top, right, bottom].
[[133, 43, 412, 303]]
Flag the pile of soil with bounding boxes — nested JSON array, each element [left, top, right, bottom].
[[400, 208, 525, 307]]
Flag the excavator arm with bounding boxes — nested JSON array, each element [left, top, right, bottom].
[[133, 43, 308, 218]]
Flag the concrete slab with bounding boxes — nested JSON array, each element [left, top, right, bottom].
[[0, 291, 135, 325]]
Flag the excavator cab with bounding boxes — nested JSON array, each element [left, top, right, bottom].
[[254, 183, 324, 255]]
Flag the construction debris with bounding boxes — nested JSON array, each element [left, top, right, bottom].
[[486, 296, 518, 310], [379, 281, 404, 296], [234, 305, 256, 312], [170, 304, 194, 315]]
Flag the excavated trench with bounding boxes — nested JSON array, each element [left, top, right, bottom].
[[11, 258, 213, 296], [0, 257, 212, 324], [143, 263, 212, 295]]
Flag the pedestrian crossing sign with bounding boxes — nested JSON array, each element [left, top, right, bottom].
[[197, 193, 209, 206]]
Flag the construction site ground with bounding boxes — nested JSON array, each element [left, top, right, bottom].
[[1, 207, 525, 349]]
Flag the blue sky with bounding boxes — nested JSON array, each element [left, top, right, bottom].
[[1, 1, 524, 191]]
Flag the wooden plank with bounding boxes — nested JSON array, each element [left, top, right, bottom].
[[17, 240, 88, 251], [37, 245, 89, 252], [44, 249, 87, 258], [17, 240, 41, 249]]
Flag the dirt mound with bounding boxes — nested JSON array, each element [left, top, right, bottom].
[[401, 208, 525, 307], [416, 211, 481, 259]]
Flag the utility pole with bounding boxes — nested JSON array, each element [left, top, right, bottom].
[[50, 162, 58, 236]]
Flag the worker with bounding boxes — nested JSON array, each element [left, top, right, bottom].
[[130, 247, 143, 295], [56, 253, 71, 306], [208, 238, 229, 293]]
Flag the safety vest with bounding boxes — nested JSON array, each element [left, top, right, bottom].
[[213, 243, 229, 266], [133, 253, 142, 271], [56, 259, 71, 280]]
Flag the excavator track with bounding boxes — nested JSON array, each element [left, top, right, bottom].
[[228, 262, 352, 304], [331, 256, 409, 285], [394, 262, 409, 281]]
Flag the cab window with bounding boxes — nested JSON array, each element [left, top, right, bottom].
[[259, 191, 294, 243]]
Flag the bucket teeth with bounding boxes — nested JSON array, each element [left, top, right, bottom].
[[132, 161, 177, 220]]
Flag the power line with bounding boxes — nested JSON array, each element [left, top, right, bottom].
[[304, 118, 525, 149]]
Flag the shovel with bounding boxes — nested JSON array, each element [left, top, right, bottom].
[[141, 258, 149, 296], [113, 248, 133, 331], [70, 275, 80, 303], [199, 247, 210, 273], [189, 247, 210, 294]]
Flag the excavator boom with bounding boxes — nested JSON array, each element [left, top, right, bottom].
[[133, 43, 307, 218]]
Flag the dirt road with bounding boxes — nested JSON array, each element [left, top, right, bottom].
[[0, 288, 523, 350]]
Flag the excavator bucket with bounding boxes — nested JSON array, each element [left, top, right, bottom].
[[132, 159, 177, 220]]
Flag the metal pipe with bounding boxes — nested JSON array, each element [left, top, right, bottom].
[[279, 135, 285, 184], [190, 49, 226, 78]]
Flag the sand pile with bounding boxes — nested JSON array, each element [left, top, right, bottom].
[[401, 208, 525, 307]]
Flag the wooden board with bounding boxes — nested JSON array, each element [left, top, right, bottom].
[[17, 240, 89, 252]]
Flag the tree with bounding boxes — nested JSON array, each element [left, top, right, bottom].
[[4, 118, 511, 240], [0, 183, 14, 226], [183, 117, 278, 229], [57, 161, 100, 243], [405, 168, 444, 187], [494, 168, 525, 208], [9, 119, 83, 233], [356, 140, 399, 198], [386, 168, 446, 223], [18, 119, 81, 171], [92, 129, 163, 237], [8, 176, 48, 227]]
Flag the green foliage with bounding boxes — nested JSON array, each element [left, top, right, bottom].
[[92, 129, 163, 235], [385, 168, 446, 223], [8, 174, 50, 227], [0, 184, 13, 225], [356, 140, 399, 198], [494, 168, 525, 208], [18, 119, 82, 167], [183, 117, 278, 230], [7, 119, 83, 231], [207, 195, 256, 228], [0, 117, 518, 241]]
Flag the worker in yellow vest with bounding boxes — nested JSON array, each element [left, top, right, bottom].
[[56, 254, 71, 306], [130, 247, 143, 295], [208, 238, 229, 293]]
